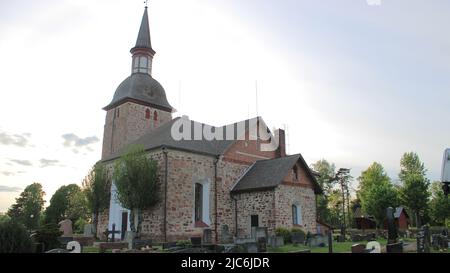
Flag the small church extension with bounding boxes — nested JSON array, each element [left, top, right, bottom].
[[97, 7, 323, 243]]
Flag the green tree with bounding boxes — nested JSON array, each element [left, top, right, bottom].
[[66, 190, 89, 225], [357, 163, 399, 227], [429, 181, 450, 226], [7, 183, 45, 231], [83, 162, 111, 237], [45, 184, 81, 224], [0, 220, 33, 253], [113, 145, 160, 236], [398, 152, 430, 227], [363, 180, 399, 227], [311, 160, 336, 224]]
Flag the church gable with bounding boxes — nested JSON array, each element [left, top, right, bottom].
[[281, 162, 316, 190]]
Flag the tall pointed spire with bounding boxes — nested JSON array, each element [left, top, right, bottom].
[[133, 7, 154, 51], [130, 6, 155, 75]]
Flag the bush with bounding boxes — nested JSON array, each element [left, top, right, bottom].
[[0, 220, 33, 253], [74, 218, 87, 234], [275, 227, 291, 244], [176, 240, 192, 248], [291, 227, 306, 236], [32, 223, 62, 251]]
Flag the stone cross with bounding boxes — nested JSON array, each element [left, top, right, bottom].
[[104, 223, 121, 242], [386, 207, 398, 244]]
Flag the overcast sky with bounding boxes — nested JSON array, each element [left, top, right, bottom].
[[1, 0, 449, 212]]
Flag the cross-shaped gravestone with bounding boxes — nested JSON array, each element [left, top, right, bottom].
[[104, 224, 121, 242]]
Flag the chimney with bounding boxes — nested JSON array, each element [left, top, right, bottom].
[[275, 129, 286, 157]]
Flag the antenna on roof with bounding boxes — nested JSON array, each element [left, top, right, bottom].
[[283, 124, 290, 155], [255, 80, 259, 118]]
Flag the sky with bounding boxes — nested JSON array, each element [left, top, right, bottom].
[[1, 0, 450, 212]]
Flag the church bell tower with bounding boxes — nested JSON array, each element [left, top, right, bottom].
[[101, 6, 174, 159]]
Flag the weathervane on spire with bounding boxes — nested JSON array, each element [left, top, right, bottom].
[[144, 0, 148, 8]]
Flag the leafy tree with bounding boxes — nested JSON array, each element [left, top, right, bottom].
[[398, 152, 430, 227], [7, 183, 45, 231], [357, 162, 399, 227], [113, 145, 160, 236], [0, 213, 10, 223], [66, 190, 89, 225], [82, 162, 111, 237], [363, 179, 399, 227], [0, 220, 33, 253], [311, 160, 336, 224], [45, 184, 81, 224], [429, 181, 450, 226]]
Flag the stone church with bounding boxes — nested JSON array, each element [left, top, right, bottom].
[[98, 7, 323, 243]]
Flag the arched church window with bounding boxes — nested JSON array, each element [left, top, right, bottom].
[[145, 108, 150, 119], [194, 183, 203, 222], [153, 111, 158, 121]]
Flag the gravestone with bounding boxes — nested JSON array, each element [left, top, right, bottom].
[[221, 225, 233, 244], [202, 229, 212, 245], [191, 237, 202, 247], [257, 237, 267, 252], [291, 232, 305, 244], [255, 227, 268, 240], [351, 244, 366, 253], [104, 224, 120, 242], [83, 224, 94, 237], [417, 225, 431, 253], [307, 234, 328, 247], [132, 239, 152, 250], [58, 219, 73, 236], [245, 242, 258, 253], [386, 207, 403, 253], [268, 236, 284, 248]]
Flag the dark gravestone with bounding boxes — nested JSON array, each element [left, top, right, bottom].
[[291, 232, 305, 244], [132, 239, 152, 250], [417, 225, 431, 253], [191, 237, 202, 247], [386, 207, 403, 253], [386, 242, 403, 253], [202, 229, 212, 245], [351, 244, 366, 253], [257, 237, 267, 253], [104, 224, 120, 242], [386, 207, 398, 244]]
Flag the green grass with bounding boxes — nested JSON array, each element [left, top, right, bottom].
[[82, 246, 112, 253], [268, 238, 420, 253]]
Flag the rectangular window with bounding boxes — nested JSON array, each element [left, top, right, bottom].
[[292, 205, 298, 225], [251, 215, 259, 227], [194, 183, 203, 222]]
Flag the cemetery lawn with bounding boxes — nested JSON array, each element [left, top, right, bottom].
[[268, 238, 420, 253]]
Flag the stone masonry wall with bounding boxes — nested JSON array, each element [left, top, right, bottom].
[[234, 190, 276, 238], [275, 184, 317, 234], [101, 102, 172, 159]]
